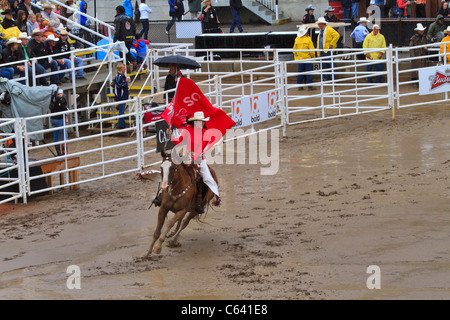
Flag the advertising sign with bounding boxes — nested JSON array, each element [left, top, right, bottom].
[[419, 65, 450, 95], [231, 90, 278, 128]]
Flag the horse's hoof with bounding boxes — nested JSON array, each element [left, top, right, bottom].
[[153, 247, 162, 254], [168, 240, 181, 248]]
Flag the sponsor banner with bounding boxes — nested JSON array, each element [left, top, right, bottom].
[[231, 90, 278, 128], [419, 65, 450, 95]]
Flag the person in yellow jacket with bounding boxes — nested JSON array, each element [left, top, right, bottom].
[[293, 25, 316, 90], [440, 27, 450, 63], [316, 17, 340, 81], [363, 24, 386, 83]]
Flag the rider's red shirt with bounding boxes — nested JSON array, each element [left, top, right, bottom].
[[171, 125, 216, 161]]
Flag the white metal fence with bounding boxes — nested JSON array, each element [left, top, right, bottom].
[[1, 44, 449, 204]]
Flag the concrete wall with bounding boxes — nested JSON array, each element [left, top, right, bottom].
[[89, 0, 323, 24]]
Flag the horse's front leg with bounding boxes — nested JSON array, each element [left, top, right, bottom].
[[153, 209, 188, 254], [167, 220, 182, 238], [144, 206, 169, 258], [169, 211, 197, 247]]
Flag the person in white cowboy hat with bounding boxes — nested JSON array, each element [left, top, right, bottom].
[[409, 23, 428, 87], [316, 16, 340, 81], [16, 31, 47, 86], [28, 27, 60, 85], [0, 37, 21, 80], [440, 26, 450, 63], [293, 25, 316, 91], [363, 24, 386, 83], [42, 2, 61, 30], [324, 6, 339, 23], [351, 17, 369, 60], [166, 111, 220, 214], [44, 33, 71, 84], [56, 29, 86, 80]]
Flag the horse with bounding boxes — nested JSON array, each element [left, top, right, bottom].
[[144, 151, 219, 256]]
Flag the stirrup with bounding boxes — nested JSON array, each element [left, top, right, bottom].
[[195, 205, 205, 214], [152, 194, 162, 207]]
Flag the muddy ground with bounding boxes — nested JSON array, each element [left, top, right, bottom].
[[0, 104, 448, 300]]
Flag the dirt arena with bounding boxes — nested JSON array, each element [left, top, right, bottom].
[[0, 103, 448, 300]]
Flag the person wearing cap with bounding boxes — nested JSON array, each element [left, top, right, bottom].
[[44, 33, 70, 83], [167, 111, 220, 214], [50, 89, 69, 156], [409, 23, 428, 87], [440, 27, 450, 63], [1, 8, 16, 28], [27, 28, 59, 85], [56, 29, 85, 80], [363, 24, 386, 83], [17, 31, 45, 85], [293, 25, 315, 90], [427, 14, 446, 43], [316, 17, 340, 81], [229, 0, 243, 33], [113, 5, 137, 70], [351, 17, 369, 60], [302, 4, 316, 24], [324, 6, 339, 23], [1, 37, 21, 79]]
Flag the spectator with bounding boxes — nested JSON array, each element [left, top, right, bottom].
[[0, 37, 17, 79], [409, 23, 428, 88], [165, 0, 184, 34], [1, 37, 21, 78], [438, 1, 450, 18], [114, 62, 130, 130], [315, 17, 340, 81], [59, 0, 75, 27], [351, 0, 360, 21], [44, 34, 70, 83], [57, 29, 86, 80], [77, 1, 91, 47], [123, 0, 133, 19], [229, 0, 243, 33], [293, 25, 315, 91], [302, 4, 316, 24], [374, 0, 386, 18], [36, 12, 45, 30], [26, 13, 39, 35], [397, 0, 410, 18], [10, 0, 18, 20], [415, 0, 426, 18], [2, 9, 17, 29], [440, 27, 450, 63], [137, 0, 152, 41], [351, 16, 369, 60], [164, 63, 182, 103], [342, 0, 352, 26], [188, 0, 201, 20], [17, 0, 39, 21], [17, 31, 46, 85], [324, 6, 339, 23], [27, 28, 59, 85], [15, 9, 26, 32], [0, 50, 15, 79], [133, 34, 149, 67], [363, 24, 386, 83], [113, 5, 137, 71], [42, 3, 62, 31], [201, 0, 221, 34], [50, 89, 69, 156], [427, 15, 446, 43]]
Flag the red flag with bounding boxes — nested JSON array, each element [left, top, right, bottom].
[[161, 77, 236, 137]]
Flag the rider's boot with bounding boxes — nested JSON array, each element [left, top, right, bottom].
[[152, 193, 163, 207], [195, 181, 204, 214]]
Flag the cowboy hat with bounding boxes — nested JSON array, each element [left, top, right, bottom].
[[316, 17, 328, 24], [297, 25, 309, 37], [414, 23, 426, 31], [325, 6, 334, 12], [188, 111, 210, 122], [445, 26, 450, 34], [42, 3, 54, 9], [31, 28, 42, 36], [305, 4, 315, 11], [2, 9, 13, 15], [358, 17, 368, 24], [60, 29, 69, 36], [45, 34, 59, 42], [18, 32, 30, 40], [6, 37, 20, 46]]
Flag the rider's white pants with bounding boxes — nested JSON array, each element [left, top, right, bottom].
[[199, 159, 219, 197]]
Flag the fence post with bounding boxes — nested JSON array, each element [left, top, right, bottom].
[[135, 96, 144, 171], [279, 62, 287, 137], [387, 44, 396, 120], [14, 119, 27, 204]]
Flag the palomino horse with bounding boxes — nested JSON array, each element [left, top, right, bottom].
[[144, 151, 219, 256]]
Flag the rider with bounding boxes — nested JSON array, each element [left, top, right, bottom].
[[153, 111, 220, 214]]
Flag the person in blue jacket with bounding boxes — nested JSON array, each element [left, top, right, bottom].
[[165, 0, 184, 34], [114, 62, 130, 130], [123, 0, 134, 19]]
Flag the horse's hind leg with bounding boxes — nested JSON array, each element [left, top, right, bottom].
[[169, 211, 196, 247], [153, 209, 187, 254], [167, 220, 182, 238], [144, 207, 168, 258]]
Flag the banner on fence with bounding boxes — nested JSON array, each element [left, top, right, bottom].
[[419, 65, 450, 95], [231, 90, 278, 128]]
